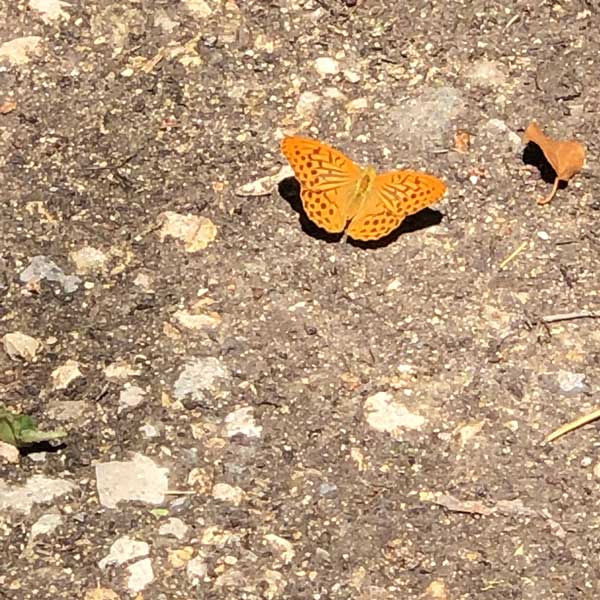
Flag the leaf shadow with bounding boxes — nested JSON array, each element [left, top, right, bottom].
[[278, 176, 443, 248], [18, 440, 67, 456], [523, 141, 567, 190]]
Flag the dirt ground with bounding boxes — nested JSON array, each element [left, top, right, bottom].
[[1, 1, 599, 598]]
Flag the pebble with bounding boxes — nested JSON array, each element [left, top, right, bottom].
[[0, 441, 19, 464], [173, 357, 231, 404], [159, 517, 189, 540], [98, 536, 149, 569], [346, 97, 368, 113], [212, 482, 244, 506], [69, 246, 108, 274], [0, 36, 42, 65], [95, 453, 169, 509], [29, 0, 70, 23], [126, 558, 154, 593], [29, 512, 63, 541], [467, 59, 507, 86], [363, 392, 426, 438], [224, 406, 262, 439], [158, 211, 217, 252], [2, 331, 41, 361], [187, 555, 208, 581], [314, 56, 340, 76], [51, 359, 83, 390], [264, 534, 295, 564], [118, 385, 147, 410], [0, 475, 76, 514], [557, 370, 586, 393], [295, 91, 321, 117], [20, 255, 81, 293], [343, 69, 360, 83]]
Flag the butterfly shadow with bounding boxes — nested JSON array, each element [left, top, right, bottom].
[[522, 141, 567, 190], [278, 177, 443, 249]]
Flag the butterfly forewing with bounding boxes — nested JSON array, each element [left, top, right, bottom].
[[281, 136, 363, 192], [373, 170, 446, 217]]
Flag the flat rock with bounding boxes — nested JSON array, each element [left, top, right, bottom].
[[95, 453, 169, 509]]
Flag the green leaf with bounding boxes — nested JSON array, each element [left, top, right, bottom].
[[0, 406, 67, 448]]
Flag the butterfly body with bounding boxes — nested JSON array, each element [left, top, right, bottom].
[[281, 136, 446, 241]]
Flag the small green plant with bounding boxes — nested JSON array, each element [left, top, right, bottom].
[[0, 406, 67, 448]]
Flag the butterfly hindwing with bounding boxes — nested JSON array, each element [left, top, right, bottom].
[[373, 170, 447, 217], [345, 196, 406, 241], [300, 186, 352, 233]]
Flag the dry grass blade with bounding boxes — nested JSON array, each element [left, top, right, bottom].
[[546, 408, 600, 442]]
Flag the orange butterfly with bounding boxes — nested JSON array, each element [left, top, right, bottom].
[[281, 136, 446, 241]]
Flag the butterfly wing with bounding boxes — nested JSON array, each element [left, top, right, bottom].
[[346, 170, 446, 241], [281, 136, 363, 233], [374, 170, 447, 217]]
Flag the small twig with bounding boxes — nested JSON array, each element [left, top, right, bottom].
[[499, 241, 528, 270], [85, 151, 139, 172], [164, 490, 196, 495], [546, 408, 600, 442], [541, 310, 600, 324], [504, 13, 520, 31]]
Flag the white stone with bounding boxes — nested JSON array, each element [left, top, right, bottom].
[[184, 0, 213, 18], [118, 385, 146, 410], [343, 69, 360, 83], [126, 558, 154, 592], [20, 255, 81, 293], [467, 60, 507, 86], [212, 482, 244, 506], [29, 0, 70, 23], [103, 360, 141, 382], [173, 310, 222, 330], [158, 211, 217, 252], [30, 512, 62, 540], [314, 57, 340, 76], [3, 332, 40, 361], [295, 91, 321, 118], [364, 392, 425, 438], [346, 97, 368, 113], [557, 370, 586, 393], [99, 536, 149, 569], [0, 475, 76, 514], [187, 555, 208, 581], [0, 441, 19, 463], [95, 453, 169, 509], [224, 406, 262, 439], [51, 359, 82, 389], [0, 36, 42, 65], [173, 357, 230, 403], [264, 533, 295, 564], [159, 517, 189, 540], [69, 246, 108, 274]]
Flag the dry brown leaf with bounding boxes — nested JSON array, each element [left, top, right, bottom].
[[0, 99, 16, 114], [453, 130, 471, 153], [523, 121, 585, 205], [433, 493, 493, 515]]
